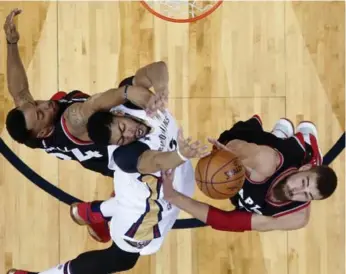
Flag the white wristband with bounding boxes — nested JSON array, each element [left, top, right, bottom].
[[176, 148, 188, 161]]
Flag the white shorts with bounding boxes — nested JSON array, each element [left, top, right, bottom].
[[104, 160, 195, 255]]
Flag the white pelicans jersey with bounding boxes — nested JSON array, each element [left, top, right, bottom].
[[106, 105, 195, 255]]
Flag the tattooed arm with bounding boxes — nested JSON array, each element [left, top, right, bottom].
[[4, 9, 34, 107], [6, 43, 34, 107], [63, 85, 153, 140]]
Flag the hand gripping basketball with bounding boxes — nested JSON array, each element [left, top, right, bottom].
[[195, 138, 246, 199], [177, 128, 211, 160]]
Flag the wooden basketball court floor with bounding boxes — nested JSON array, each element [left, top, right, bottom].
[[0, 1, 344, 274]]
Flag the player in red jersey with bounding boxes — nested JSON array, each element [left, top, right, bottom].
[[161, 116, 337, 232], [4, 8, 168, 177]]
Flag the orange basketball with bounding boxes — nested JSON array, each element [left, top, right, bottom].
[[195, 149, 246, 200]]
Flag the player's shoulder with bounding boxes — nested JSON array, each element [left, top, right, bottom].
[[274, 135, 306, 166], [60, 90, 90, 102], [107, 142, 150, 172]]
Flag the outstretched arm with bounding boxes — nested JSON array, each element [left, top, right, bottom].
[[209, 138, 278, 181], [4, 8, 34, 107], [161, 170, 310, 232], [111, 128, 210, 174], [137, 128, 209, 174]]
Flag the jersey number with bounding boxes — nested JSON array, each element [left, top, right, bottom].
[[50, 148, 103, 162]]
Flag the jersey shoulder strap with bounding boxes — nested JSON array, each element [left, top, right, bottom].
[[61, 90, 90, 102]]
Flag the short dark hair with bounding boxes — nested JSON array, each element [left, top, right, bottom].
[[6, 108, 32, 144], [312, 165, 337, 199], [87, 111, 113, 145]]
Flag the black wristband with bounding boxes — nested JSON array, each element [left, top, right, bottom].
[[7, 39, 17, 45], [124, 85, 129, 101]]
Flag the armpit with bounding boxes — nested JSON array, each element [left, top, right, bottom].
[[14, 89, 34, 107]]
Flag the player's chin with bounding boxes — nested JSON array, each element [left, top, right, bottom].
[[123, 137, 137, 146]]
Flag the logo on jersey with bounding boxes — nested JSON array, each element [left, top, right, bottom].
[[125, 239, 151, 249], [237, 189, 263, 215], [125, 174, 164, 241]]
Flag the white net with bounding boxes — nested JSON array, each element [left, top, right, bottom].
[[143, 0, 221, 21]]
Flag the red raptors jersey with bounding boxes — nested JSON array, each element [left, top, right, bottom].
[[25, 90, 112, 177]]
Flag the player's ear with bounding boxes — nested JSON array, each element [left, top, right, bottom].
[[299, 164, 312, 172], [37, 126, 54, 138], [111, 110, 125, 117]]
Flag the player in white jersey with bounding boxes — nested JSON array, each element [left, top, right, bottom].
[[104, 104, 196, 254], [8, 103, 209, 274]]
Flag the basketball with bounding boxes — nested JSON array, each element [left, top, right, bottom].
[[195, 149, 246, 200]]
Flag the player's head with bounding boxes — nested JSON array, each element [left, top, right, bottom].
[[87, 111, 150, 146], [6, 100, 60, 143], [273, 165, 337, 202]]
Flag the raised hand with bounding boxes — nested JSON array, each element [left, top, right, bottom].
[[177, 128, 210, 160], [4, 8, 22, 44], [207, 138, 234, 153]]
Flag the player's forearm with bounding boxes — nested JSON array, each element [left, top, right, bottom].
[[251, 209, 309, 231], [134, 61, 169, 92], [90, 85, 151, 113], [6, 43, 33, 106], [166, 191, 209, 223], [63, 88, 127, 136], [138, 150, 185, 174], [167, 195, 253, 232], [250, 214, 278, 231], [91, 86, 127, 112]]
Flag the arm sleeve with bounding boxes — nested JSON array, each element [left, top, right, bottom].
[[112, 141, 150, 173], [206, 206, 252, 232]]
